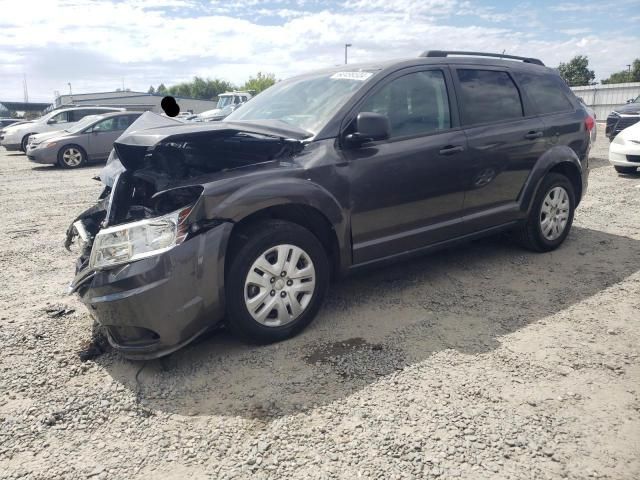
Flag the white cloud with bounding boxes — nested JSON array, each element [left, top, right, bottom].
[[0, 0, 637, 101]]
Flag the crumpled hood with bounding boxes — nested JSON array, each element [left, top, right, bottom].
[[613, 102, 640, 115], [112, 112, 310, 171]]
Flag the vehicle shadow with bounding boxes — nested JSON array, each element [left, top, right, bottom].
[[99, 226, 640, 420]]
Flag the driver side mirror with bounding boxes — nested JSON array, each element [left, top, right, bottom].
[[345, 112, 390, 147], [627, 98, 635, 104], [47, 118, 58, 124]]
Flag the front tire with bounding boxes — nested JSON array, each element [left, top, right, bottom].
[[225, 220, 329, 344], [57, 145, 86, 169], [516, 172, 575, 252], [614, 165, 637, 174], [21, 134, 32, 152]]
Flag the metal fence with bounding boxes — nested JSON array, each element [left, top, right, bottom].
[[571, 82, 640, 121]]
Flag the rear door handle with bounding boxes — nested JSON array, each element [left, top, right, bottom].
[[439, 145, 465, 155], [524, 131, 543, 140]]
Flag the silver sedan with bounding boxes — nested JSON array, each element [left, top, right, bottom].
[[27, 112, 142, 168]]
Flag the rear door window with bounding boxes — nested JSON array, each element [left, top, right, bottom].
[[515, 73, 574, 114], [92, 118, 117, 132], [456, 69, 523, 125], [51, 111, 71, 123], [360, 70, 451, 138], [71, 110, 99, 121]]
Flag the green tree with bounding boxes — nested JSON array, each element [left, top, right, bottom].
[[148, 85, 156, 94], [557, 55, 595, 87], [241, 72, 277, 94], [156, 83, 168, 95], [602, 59, 640, 84], [168, 82, 192, 98]]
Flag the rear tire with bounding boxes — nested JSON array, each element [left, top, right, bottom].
[[225, 220, 329, 344], [614, 165, 637, 174], [57, 145, 87, 169], [516, 173, 575, 252]]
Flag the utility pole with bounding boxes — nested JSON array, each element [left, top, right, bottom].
[[345, 43, 352, 65], [23, 74, 28, 103], [627, 64, 632, 82], [68, 82, 72, 95]]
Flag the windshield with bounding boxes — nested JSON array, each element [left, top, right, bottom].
[[226, 70, 377, 135], [217, 96, 234, 109], [64, 115, 103, 134]]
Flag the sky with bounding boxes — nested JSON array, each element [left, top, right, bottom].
[[1, 0, 639, 102]]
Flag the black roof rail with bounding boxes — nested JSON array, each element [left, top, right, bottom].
[[420, 50, 544, 66]]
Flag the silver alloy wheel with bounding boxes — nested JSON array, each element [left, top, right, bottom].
[[539, 186, 570, 241], [62, 148, 83, 167], [244, 244, 316, 327]]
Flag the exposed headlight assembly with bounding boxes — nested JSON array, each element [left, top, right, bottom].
[[89, 206, 192, 270]]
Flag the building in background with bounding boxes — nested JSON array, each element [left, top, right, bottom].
[[54, 91, 218, 114], [0, 101, 52, 118], [571, 82, 640, 120]]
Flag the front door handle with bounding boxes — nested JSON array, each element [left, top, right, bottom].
[[439, 145, 465, 155], [524, 131, 543, 140]]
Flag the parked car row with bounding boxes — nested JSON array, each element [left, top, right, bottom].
[[27, 112, 143, 168], [606, 95, 640, 141], [609, 119, 640, 174], [0, 118, 23, 128], [0, 106, 124, 152]]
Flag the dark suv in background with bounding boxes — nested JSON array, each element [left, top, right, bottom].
[[67, 50, 593, 359], [606, 95, 640, 140]]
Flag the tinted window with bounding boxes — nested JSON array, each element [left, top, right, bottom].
[[115, 115, 134, 130], [360, 70, 451, 138], [93, 118, 117, 132], [51, 111, 71, 123], [516, 73, 574, 114], [456, 69, 523, 125], [71, 110, 92, 122]]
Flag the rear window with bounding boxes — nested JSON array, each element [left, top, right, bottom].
[[71, 110, 95, 122], [456, 69, 523, 125], [515, 73, 574, 115]]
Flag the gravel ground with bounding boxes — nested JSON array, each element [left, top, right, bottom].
[[1, 125, 639, 480]]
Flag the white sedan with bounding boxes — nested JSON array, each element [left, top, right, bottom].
[[609, 120, 640, 174]]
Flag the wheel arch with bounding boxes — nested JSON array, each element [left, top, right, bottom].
[[21, 132, 36, 151], [519, 145, 585, 214], [205, 178, 351, 278]]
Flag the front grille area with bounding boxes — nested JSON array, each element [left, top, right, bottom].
[[627, 155, 640, 163], [606, 114, 640, 138]]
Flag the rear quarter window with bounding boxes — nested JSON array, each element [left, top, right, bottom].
[[456, 69, 523, 125], [515, 72, 575, 115]]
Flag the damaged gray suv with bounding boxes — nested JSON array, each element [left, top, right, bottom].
[[67, 51, 592, 359]]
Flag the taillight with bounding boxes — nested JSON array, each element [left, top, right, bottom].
[[585, 115, 595, 132]]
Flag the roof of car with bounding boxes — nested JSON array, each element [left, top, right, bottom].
[[91, 111, 144, 118], [304, 54, 551, 79], [53, 106, 126, 113]]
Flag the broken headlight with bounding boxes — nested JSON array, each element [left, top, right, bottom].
[[89, 206, 192, 270]]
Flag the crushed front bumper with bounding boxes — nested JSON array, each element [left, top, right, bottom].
[[70, 222, 233, 359]]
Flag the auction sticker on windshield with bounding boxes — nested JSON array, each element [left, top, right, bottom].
[[330, 71, 373, 81]]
